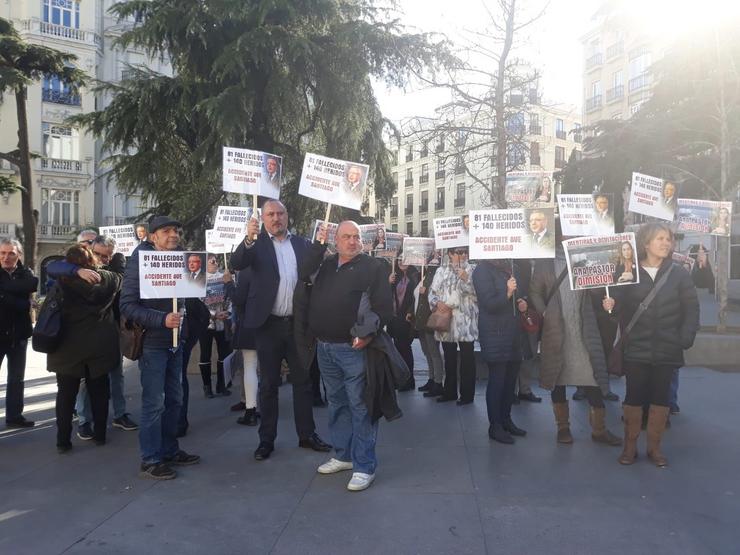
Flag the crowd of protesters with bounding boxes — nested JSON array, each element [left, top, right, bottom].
[[0, 209, 700, 490]]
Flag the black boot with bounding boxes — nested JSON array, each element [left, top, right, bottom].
[[503, 418, 527, 437], [423, 382, 444, 398], [417, 379, 434, 392], [203, 385, 214, 399], [237, 408, 259, 426]]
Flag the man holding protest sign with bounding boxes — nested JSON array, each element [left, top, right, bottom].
[[120, 216, 201, 480], [230, 199, 331, 461]]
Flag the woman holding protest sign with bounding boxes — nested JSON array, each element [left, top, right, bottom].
[[530, 225, 621, 448], [603, 222, 699, 467], [613, 241, 637, 284], [428, 248, 478, 405]]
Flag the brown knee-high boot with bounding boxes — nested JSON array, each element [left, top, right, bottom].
[[619, 405, 643, 465], [552, 402, 573, 444], [589, 407, 622, 446], [646, 405, 670, 467]]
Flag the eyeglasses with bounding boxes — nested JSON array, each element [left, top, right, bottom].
[[82, 239, 95, 245]]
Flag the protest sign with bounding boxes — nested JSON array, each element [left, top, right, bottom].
[[433, 215, 469, 249], [505, 171, 553, 207], [213, 206, 257, 246], [672, 252, 695, 272], [222, 146, 282, 199], [139, 251, 208, 299], [375, 232, 405, 260], [359, 224, 387, 253], [203, 273, 227, 311], [298, 153, 369, 211], [469, 207, 556, 260], [677, 198, 732, 237], [628, 172, 678, 221], [99, 224, 138, 256], [205, 229, 232, 254], [562, 233, 639, 291], [310, 220, 338, 247], [401, 237, 436, 267], [557, 194, 615, 236]]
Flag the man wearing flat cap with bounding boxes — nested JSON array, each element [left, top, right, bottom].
[[120, 216, 201, 480]]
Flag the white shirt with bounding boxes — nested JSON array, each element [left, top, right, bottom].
[[644, 266, 659, 281], [269, 232, 297, 316]]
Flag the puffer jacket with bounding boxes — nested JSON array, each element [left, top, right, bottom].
[[616, 259, 700, 366]]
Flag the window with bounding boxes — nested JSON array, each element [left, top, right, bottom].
[[392, 172, 398, 186], [529, 113, 541, 134], [420, 163, 429, 183], [455, 154, 465, 174], [391, 151, 398, 166], [405, 193, 413, 213], [591, 80, 602, 98], [530, 141, 540, 165], [41, 188, 80, 226], [390, 196, 398, 217], [405, 148, 413, 163], [507, 143, 526, 168], [405, 168, 413, 187], [555, 118, 566, 140], [420, 220, 429, 237], [406, 221, 413, 235], [554, 146, 566, 168], [43, 0, 81, 29], [507, 112, 525, 135], [420, 142, 429, 158], [612, 70, 623, 88], [436, 187, 445, 209], [42, 123, 79, 160], [42, 73, 80, 106], [455, 183, 465, 207], [420, 190, 428, 213], [573, 123, 582, 143]]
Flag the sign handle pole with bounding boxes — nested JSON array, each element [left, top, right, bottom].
[[391, 255, 396, 276], [172, 297, 179, 347], [252, 194, 259, 241], [321, 203, 332, 245], [421, 264, 425, 284], [511, 259, 517, 316], [605, 286, 612, 314], [223, 254, 228, 270]]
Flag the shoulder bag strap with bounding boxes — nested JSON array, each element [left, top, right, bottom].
[[622, 264, 674, 336], [544, 268, 569, 308]]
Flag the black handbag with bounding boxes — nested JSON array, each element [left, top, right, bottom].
[[32, 283, 64, 353]]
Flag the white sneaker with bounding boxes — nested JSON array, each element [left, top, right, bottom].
[[317, 458, 353, 474], [347, 472, 375, 491]]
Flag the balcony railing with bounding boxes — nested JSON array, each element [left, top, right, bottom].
[[606, 85, 624, 103], [19, 19, 101, 47], [454, 197, 465, 208], [628, 73, 652, 93], [42, 88, 81, 106], [405, 205, 414, 214], [0, 159, 15, 172], [435, 201, 445, 210], [38, 224, 77, 239], [390, 207, 398, 217], [554, 159, 566, 169], [420, 174, 429, 184], [38, 158, 86, 174], [420, 202, 428, 213], [605, 41, 624, 61], [585, 53, 603, 71], [555, 130, 567, 140], [585, 95, 603, 113], [0, 223, 17, 236], [404, 178, 413, 187], [435, 170, 446, 180], [529, 124, 542, 135]]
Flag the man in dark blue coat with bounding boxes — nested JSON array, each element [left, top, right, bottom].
[[230, 199, 330, 461]]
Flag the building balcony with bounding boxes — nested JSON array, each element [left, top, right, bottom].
[[420, 202, 428, 214], [405, 205, 414, 214], [585, 95, 603, 113], [529, 124, 542, 135], [555, 130, 567, 140], [420, 174, 429, 184], [404, 178, 414, 187], [38, 224, 77, 240], [435, 201, 445, 211], [585, 53, 603, 71], [42, 88, 81, 106], [38, 158, 87, 174], [606, 85, 624, 103], [0, 223, 17, 237], [554, 159, 566, 169], [18, 19, 101, 48], [390, 207, 398, 217], [435, 170, 446, 180], [454, 197, 465, 208], [0, 159, 15, 173], [605, 41, 624, 61], [628, 73, 652, 93]]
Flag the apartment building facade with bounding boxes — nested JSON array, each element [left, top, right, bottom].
[[0, 0, 170, 274]]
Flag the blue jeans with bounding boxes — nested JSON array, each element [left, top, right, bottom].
[[317, 341, 377, 474], [138, 346, 183, 464], [76, 359, 127, 425]]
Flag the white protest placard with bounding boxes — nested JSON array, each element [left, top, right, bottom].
[[677, 198, 732, 237], [99, 224, 138, 256], [139, 251, 208, 299], [222, 146, 282, 199], [205, 229, 231, 254], [298, 153, 369, 210], [375, 232, 405, 260], [628, 172, 677, 221], [557, 194, 615, 236], [469, 208, 556, 259], [505, 171, 553, 207], [401, 237, 436, 267], [562, 233, 639, 291], [433, 215, 469, 249], [213, 206, 257, 246], [359, 223, 387, 253], [672, 251, 695, 272]]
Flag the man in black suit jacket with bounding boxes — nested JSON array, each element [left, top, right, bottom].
[[230, 199, 330, 460]]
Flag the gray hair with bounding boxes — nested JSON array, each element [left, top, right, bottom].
[[92, 235, 116, 249], [76, 228, 98, 242], [0, 238, 23, 259]]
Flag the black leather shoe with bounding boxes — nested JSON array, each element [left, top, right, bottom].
[[456, 398, 474, 406], [6, 416, 35, 428], [298, 433, 332, 452], [254, 443, 274, 461], [489, 423, 515, 444], [423, 382, 444, 398], [237, 408, 258, 426], [503, 418, 527, 437], [417, 379, 434, 392], [231, 401, 246, 412], [397, 379, 416, 392], [517, 392, 542, 403], [436, 395, 457, 403]]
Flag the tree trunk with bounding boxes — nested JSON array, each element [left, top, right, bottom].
[[715, 27, 729, 332], [15, 86, 37, 271]]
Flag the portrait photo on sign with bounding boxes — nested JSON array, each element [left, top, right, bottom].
[[184, 252, 207, 286], [524, 208, 556, 255], [260, 154, 282, 199], [342, 164, 366, 209]]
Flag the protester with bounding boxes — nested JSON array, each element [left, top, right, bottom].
[[120, 216, 201, 479], [178, 296, 211, 437], [300, 221, 394, 491], [230, 268, 260, 426], [198, 255, 233, 398], [0, 239, 38, 428], [603, 222, 699, 467], [512, 259, 541, 403], [530, 230, 621, 447], [414, 265, 445, 398], [230, 199, 330, 461], [473, 259, 528, 444], [49, 244, 124, 452], [689, 244, 714, 294], [387, 259, 419, 392], [428, 247, 478, 405]]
